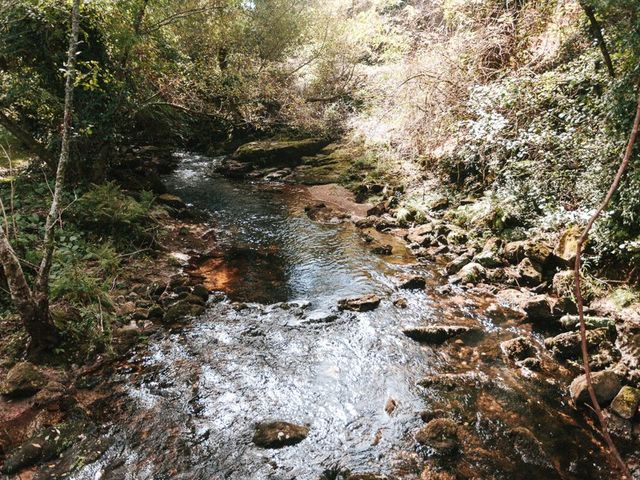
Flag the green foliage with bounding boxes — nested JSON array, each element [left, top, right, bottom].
[[72, 181, 157, 247]]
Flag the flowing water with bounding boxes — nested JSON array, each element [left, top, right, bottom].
[[68, 153, 615, 480]]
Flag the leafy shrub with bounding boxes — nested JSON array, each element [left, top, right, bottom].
[[72, 181, 157, 247]]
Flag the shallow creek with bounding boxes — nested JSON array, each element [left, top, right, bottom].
[[69, 153, 614, 479]]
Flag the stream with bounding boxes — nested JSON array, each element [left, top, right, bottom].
[[68, 153, 614, 479]]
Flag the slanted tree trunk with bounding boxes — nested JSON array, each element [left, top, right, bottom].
[[0, 0, 82, 353], [580, 1, 616, 78], [0, 110, 53, 163]]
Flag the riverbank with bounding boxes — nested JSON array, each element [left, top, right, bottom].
[[1, 144, 639, 479]]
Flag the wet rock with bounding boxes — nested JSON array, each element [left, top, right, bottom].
[[507, 427, 554, 470], [610, 386, 640, 420], [355, 216, 377, 229], [304, 310, 338, 323], [147, 304, 165, 320], [445, 254, 472, 275], [418, 372, 490, 390], [420, 465, 456, 480], [396, 274, 426, 290], [384, 398, 398, 415], [602, 411, 636, 452], [393, 297, 408, 308], [338, 294, 381, 312], [569, 370, 621, 406], [0, 421, 85, 475], [347, 474, 390, 480], [415, 418, 459, 456], [374, 214, 398, 232], [371, 243, 393, 255], [264, 168, 292, 181], [455, 262, 485, 284], [516, 357, 541, 370], [157, 193, 186, 209], [554, 227, 581, 265], [513, 258, 542, 287], [163, 301, 206, 323], [1, 362, 46, 398], [403, 325, 478, 344], [500, 336, 536, 361], [544, 328, 610, 361], [253, 421, 309, 448], [192, 284, 210, 301]]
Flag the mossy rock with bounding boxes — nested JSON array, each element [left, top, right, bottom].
[[1, 362, 46, 397], [163, 301, 206, 323], [231, 138, 330, 168]]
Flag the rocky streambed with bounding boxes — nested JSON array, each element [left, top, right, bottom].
[[2, 150, 639, 479]]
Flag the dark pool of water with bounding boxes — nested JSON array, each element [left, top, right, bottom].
[[66, 153, 616, 480]]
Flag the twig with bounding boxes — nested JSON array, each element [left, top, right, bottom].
[[574, 91, 640, 480]]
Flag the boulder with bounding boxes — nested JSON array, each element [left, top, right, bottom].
[[552, 270, 575, 298], [500, 336, 537, 361], [430, 196, 449, 211], [504, 240, 552, 267], [156, 193, 186, 209], [1, 362, 46, 397], [415, 418, 460, 456], [338, 294, 381, 312], [474, 250, 504, 268], [163, 301, 206, 323], [253, 421, 309, 448], [192, 284, 210, 301], [569, 370, 621, 406], [403, 325, 478, 344], [554, 227, 581, 265], [513, 258, 542, 287], [610, 386, 640, 420], [445, 254, 472, 275], [371, 243, 393, 255], [521, 295, 555, 323], [231, 138, 330, 168], [456, 262, 486, 284], [406, 224, 436, 247], [544, 328, 610, 361], [396, 274, 427, 290]]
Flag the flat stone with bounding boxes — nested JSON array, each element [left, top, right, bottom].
[[304, 310, 338, 323], [418, 371, 490, 390], [253, 421, 309, 448], [569, 370, 621, 406], [396, 274, 426, 290], [610, 386, 640, 420], [403, 325, 478, 344], [338, 294, 381, 312], [514, 258, 542, 286], [500, 336, 536, 361]]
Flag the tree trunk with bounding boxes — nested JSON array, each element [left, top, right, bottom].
[[580, 1, 616, 78], [0, 0, 81, 353], [35, 0, 82, 297]]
